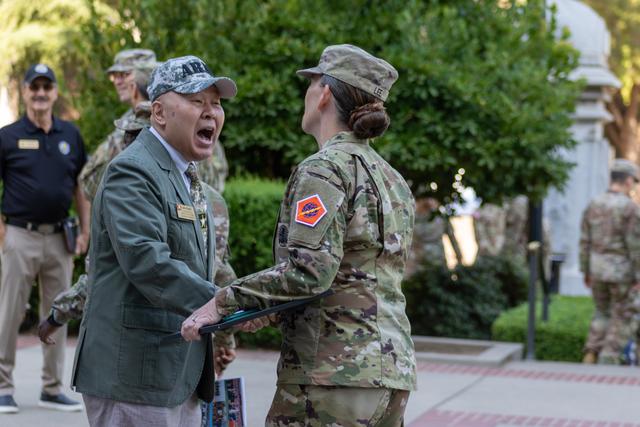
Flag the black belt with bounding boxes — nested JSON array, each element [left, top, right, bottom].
[[4, 217, 64, 234]]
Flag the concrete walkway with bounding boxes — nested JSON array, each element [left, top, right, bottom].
[[4, 336, 640, 427]]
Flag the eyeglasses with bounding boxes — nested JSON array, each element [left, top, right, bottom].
[[29, 82, 54, 92]]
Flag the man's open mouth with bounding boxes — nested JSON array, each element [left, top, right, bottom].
[[197, 127, 214, 142]]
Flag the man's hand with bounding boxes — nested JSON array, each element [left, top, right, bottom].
[[214, 346, 236, 377], [75, 232, 89, 256], [38, 319, 59, 345], [181, 297, 221, 341]]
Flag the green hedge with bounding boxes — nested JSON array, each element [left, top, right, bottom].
[[224, 177, 285, 277], [224, 177, 285, 348], [404, 255, 529, 340], [492, 296, 593, 362]]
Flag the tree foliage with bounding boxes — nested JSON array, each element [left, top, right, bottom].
[[3, 0, 581, 204], [0, 0, 119, 118], [582, 0, 640, 162]]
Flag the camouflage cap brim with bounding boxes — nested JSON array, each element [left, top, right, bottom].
[[114, 117, 148, 132], [296, 65, 324, 78], [173, 76, 237, 99], [106, 64, 134, 73]]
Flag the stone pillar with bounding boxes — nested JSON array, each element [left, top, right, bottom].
[[544, 0, 620, 295]]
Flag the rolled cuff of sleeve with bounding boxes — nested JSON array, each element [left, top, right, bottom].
[[48, 311, 64, 327], [216, 287, 240, 316]]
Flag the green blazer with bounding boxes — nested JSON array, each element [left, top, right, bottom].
[[72, 128, 217, 407]]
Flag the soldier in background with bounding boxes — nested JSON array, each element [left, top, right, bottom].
[[473, 202, 506, 257], [580, 159, 640, 364], [79, 49, 158, 201], [405, 197, 461, 277]]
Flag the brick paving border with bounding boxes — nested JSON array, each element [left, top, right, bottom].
[[409, 410, 640, 427]]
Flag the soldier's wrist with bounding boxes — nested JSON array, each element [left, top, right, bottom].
[[47, 312, 63, 327]]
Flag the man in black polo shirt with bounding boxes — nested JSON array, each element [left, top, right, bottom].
[[0, 64, 89, 414]]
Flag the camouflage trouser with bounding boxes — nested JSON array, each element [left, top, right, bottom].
[[585, 281, 636, 364], [265, 384, 410, 427]]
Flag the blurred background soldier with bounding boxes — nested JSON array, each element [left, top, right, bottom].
[[79, 48, 158, 202], [405, 197, 461, 277], [473, 202, 506, 257], [580, 158, 640, 365]]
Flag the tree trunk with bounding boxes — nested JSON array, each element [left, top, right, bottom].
[[606, 83, 640, 162]]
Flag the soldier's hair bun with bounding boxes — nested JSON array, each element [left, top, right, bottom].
[[320, 75, 392, 140], [348, 102, 390, 140]]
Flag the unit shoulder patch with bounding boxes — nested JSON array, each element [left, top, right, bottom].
[[295, 194, 327, 228]]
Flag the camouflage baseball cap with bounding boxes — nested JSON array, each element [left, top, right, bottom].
[[612, 158, 640, 182], [114, 101, 151, 132], [297, 44, 398, 102], [147, 55, 237, 102], [107, 49, 158, 73]]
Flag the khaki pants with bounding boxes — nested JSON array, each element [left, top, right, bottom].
[[0, 225, 72, 395], [265, 384, 410, 427]]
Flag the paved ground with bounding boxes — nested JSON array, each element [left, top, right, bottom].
[[4, 336, 640, 427]]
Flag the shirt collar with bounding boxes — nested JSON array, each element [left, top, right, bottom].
[[321, 131, 368, 151], [21, 114, 62, 134], [149, 126, 191, 177]]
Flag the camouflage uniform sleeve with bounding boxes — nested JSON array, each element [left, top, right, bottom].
[[216, 160, 346, 316], [79, 130, 124, 202], [50, 273, 88, 325], [202, 182, 237, 348], [579, 207, 590, 276], [624, 202, 640, 283]]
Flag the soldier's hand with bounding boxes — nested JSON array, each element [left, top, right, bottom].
[[75, 232, 89, 256], [38, 319, 59, 345], [237, 314, 277, 333], [181, 297, 221, 341], [214, 346, 236, 377]]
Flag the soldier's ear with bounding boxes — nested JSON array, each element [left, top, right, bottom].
[[151, 100, 166, 127], [318, 84, 332, 111]]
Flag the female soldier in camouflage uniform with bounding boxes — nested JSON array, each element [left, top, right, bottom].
[[182, 44, 417, 426]]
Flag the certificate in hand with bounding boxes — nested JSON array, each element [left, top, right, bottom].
[[199, 289, 334, 334]]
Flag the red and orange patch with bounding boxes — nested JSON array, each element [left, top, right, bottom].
[[295, 194, 327, 227]]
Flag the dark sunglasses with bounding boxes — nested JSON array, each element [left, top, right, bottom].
[[29, 82, 54, 92]]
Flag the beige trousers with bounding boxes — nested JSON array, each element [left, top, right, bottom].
[[0, 225, 72, 395], [83, 394, 201, 427]]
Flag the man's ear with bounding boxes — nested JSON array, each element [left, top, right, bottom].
[[151, 100, 166, 127], [317, 84, 333, 111]]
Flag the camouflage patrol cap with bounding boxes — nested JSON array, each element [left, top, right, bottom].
[[107, 49, 158, 73], [114, 101, 151, 132], [147, 55, 237, 102], [611, 158, 640, 182], [296, 44, 398, 102]]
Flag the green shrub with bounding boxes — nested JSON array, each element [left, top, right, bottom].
[[224, 177, 285, 278], [404, 256, 528, 340], [224, 177, 285, 349], [492, 296, 593, 362]]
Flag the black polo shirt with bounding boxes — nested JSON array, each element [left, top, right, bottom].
[[0, 115, 87, 223]]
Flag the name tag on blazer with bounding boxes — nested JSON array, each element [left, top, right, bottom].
[[18, 139, 39, 150], [176, 204, 196, 221]]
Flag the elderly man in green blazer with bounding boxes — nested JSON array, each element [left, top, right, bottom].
[[71, 56, 237, 426]]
